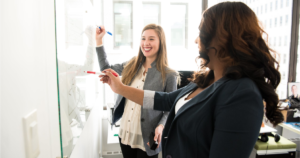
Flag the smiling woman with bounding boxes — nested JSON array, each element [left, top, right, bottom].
[[95, 24, 178, 158]]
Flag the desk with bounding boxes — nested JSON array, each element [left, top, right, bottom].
[[279, 123, 300, 135], [260, 125, 277, 133]]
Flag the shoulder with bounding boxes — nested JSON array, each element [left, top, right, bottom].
[[226, 77, 257, 88], [164, 67, 179, 78], [222, 77, 261, 96]]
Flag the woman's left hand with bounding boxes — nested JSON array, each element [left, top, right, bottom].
[[147, 124, 164, 149]]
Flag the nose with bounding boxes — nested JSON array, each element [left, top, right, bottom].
[[195, 36, 199, 44], [144, 39, 150, 46]]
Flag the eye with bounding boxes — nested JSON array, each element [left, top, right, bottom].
[[150, 39, 154, 40], [141, 38, 145, 40]]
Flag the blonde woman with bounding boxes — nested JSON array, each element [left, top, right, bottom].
[[95, 24, 178, 158]]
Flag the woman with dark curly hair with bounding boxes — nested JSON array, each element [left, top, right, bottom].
[[100, 2, 284, 158]]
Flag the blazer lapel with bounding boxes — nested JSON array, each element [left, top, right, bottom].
[[174, 77, 230, 120]]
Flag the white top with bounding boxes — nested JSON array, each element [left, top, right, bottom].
[[119, 66, 147, 151], [175, 92, 192, 114]]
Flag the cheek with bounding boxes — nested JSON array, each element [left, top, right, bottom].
[[154, 41, 160, 49]]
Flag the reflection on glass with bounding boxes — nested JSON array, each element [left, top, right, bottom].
[[56, 0, 100, 156], [114, 2, 132, 49], [143, 3, 160, 26], [296, 6, 300, 81], [208, 0, 293, 99], [170, 4, 187, 48]]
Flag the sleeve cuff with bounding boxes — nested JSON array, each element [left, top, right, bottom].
[[96, 44, 103, 47], [143, 90, 155, 110]]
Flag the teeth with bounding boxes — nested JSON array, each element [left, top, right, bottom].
[[144, 48, 151, 51]]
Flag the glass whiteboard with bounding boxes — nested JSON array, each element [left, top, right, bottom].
[[55, 0, 101, 156]]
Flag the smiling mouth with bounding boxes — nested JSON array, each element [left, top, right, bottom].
[[144, 48, 152, 52]]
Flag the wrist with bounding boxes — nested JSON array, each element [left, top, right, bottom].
[[158, 124, 164, 129], [118, 83, 126, 95], [96, 40, 103, 46]]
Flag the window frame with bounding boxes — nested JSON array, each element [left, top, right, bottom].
[[142, 2, 161, 26], [288, 0, 300, 83], [113, 1, 133, 49], [170, 2, 189, 49]]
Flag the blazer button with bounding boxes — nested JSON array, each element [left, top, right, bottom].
[[166, 155, 172, 158], [141, 118, 145, 122]]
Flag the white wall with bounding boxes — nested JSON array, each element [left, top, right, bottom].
[[0, 0, 61, 157]]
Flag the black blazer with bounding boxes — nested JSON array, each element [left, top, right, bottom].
[[151, 77, 264, 158]]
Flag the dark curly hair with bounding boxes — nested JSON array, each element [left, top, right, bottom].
[[192, 2, 283, 126]]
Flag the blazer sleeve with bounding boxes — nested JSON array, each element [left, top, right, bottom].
[[157, 72, 178, 126], [143, 86, 184, 112], [96, 46, 127, 75], [209, 84, 264, 158]]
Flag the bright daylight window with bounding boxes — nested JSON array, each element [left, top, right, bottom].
[[208, 0, 293, 99]]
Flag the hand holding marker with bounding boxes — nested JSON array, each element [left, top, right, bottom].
[[97, 26, 112, 36], [84, 71, 118, 77]]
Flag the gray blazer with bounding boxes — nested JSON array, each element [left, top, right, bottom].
[[96, 46, 178, 156]]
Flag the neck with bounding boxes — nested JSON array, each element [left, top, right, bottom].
[[213, 66, 225, 82], [143, 56, 156, 70]]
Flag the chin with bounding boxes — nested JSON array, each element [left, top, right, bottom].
[[143, 53, 154, 58]]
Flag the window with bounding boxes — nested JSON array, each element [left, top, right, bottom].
[[265, 4, 267, 13], [143, 3, 160, 26], [113, 2, 133, 49], [257, 7, 259, 14], [279, 36, 281, 46], [170, 4, 188, 48], [206, 0, 293, 99], [282, 71, 286, 81], [264, 20, 267, 28]]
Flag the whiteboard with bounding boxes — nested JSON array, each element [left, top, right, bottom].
[[55, 0, 101, 156]]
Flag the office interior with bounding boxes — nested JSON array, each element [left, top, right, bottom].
[[1, 0, 300, 157]]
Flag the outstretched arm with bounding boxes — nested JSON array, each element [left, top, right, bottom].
[[101, 69, 182, 110], [95, 26, 127, 74]]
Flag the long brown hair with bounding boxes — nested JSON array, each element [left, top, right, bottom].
[[122, 24, 172, 85], [192, 2, 283, 126]]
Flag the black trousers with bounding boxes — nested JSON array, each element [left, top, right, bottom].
[[119, 138, 158, 158]]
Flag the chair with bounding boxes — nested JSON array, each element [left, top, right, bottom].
[[177, 71, 194, 89]]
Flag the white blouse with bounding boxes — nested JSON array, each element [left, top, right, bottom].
[[174, 92, 192, 114], [119, 66, 147, 151]]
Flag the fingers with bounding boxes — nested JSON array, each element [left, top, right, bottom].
[[103, 68, 117, 74], [157, 135, 161, 148], [96, 25, 106, 36], [147, 142, 150, 147], [154, 133, 158, 141], [100, 25, 105, 31]]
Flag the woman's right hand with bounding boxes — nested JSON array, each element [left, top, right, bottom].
[[95, 25, 106, 46], [100, 69, 124, 94]]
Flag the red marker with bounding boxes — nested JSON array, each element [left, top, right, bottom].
[[84, 71, 118, 77]]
